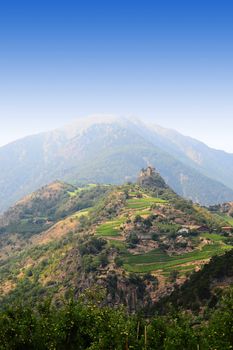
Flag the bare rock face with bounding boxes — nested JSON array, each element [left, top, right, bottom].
[[137, 166, 168, 190]]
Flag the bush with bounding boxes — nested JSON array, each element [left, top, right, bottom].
[[126, 233, 139, 245], [115, 257, 123, 267], [0, 289, 233, 349]]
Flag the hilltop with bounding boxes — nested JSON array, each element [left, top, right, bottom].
[[1, 115, 233, 212], [0, 167, 232, 311]]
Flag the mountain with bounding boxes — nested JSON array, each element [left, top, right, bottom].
[[0, 181, 108, 236], [0, 168, 233, 309], [1, 115, 233, 212], [149, 124, 233, 191]]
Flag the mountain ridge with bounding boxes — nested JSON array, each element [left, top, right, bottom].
[[1, 115, 233, 212]]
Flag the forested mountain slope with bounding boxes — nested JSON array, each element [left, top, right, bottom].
[[0, 115, 233, 212]]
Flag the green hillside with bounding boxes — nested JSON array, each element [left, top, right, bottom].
[[0, 168, 232, 311]]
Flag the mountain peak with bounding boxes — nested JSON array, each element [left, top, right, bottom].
[[61, 114, 125, 139]]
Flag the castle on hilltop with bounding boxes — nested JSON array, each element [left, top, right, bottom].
[[139, 166, 156, 178], [137, 165, 167, 189]]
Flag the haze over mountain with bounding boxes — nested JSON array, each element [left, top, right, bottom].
[[1, 114, 233, 212]]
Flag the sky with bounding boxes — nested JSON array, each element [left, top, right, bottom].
[[0, 0, 233, 152]]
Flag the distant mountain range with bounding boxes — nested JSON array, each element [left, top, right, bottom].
[[1, 114, 233, 212]]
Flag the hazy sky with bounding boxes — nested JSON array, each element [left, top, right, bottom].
[[0, 0, 233, 152]]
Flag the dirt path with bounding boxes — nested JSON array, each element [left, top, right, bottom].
[[104, 236, 125, 241]]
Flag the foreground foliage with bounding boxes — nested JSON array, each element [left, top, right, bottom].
[[0, 288, 233, 350]]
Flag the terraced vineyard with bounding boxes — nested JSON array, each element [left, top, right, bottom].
[[96, 194, 166, 238], [94, 191, 233, 278], [126, 197, 167, 209], [123, 241, 232, 274], [96, 219, 125, 237]]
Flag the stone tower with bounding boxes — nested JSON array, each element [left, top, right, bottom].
[[137, 166, 167, 190]]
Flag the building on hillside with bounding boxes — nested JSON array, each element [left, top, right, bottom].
[[137, 165, 168, 190], [139, 166, 156, 178], [178, 228, 189, 234]]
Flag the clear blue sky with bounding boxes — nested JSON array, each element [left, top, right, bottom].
[[0, 0, 233, 151]]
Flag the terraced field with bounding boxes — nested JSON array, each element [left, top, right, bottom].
[[126, 197, 167, 209], [96, 195, 165, 237], [201, 232, 226, 242], [94, 193, 233, 278], [96, 218, 125, 237], [123, 241, 232, 274]]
